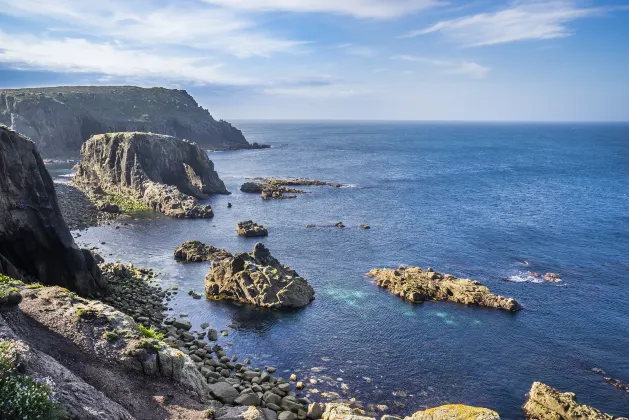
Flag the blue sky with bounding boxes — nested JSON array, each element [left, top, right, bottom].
[[0, 0, 628, 121]]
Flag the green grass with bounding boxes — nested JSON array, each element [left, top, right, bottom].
[[101, 194, 150, 213], [74, 305, 97, 320], [138, 324, 164, 341], [0, 274, 23, 301], [134, 338, 161, 352], [103, 331, 120, 342]]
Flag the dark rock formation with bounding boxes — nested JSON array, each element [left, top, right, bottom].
[[241, 178, 343, 200], [0, 125, 105, 295], [523, 382, 628, 419], [0, 86, 266, 157], [174, 240, 232, 262], [74, 132, 229, 218], [205, 243, 315, 309], [237, 221, 269, 237], [367, 266, 521, 312]]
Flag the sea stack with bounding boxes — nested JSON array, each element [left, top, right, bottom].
[[74, 132, 229, 218], [367, 266, 521, 312], [0, 125, 105, 295], [205, 243, 315, 309]]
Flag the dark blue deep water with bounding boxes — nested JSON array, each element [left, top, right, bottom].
[[70, 122, 629, 419]]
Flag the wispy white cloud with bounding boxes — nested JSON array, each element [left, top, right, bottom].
[[393, 54, 490, 79], [335, 43, 376, 56], [263, 85, 370, 98], [0, 31, 255, 85], [203, 0, 443, 19], [401, 1, 611, 46]]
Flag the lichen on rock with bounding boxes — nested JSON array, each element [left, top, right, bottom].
[[367, 266, 521, 312]]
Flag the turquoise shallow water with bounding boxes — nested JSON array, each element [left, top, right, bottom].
[[64, 122, 629, 418]]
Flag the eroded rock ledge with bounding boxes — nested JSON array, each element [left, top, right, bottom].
[[74, 132, 229, 218], [205, 243, 315, 309], [0, 125, 105, 295], [238, 220, 269, 237], [367, 266, 521, 312], [523, 382, 628, 420], [175, 240, 233, 262], [241, 178, 343, 200]]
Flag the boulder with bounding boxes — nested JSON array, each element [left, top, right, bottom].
[[174, 240, 232, 262], [321, 404, 375, 420], [241, 182, 264, 193], [205, 243, 315, 309], [0, 125, 105, 295], [367, 266, 521, 312], [215, 406, 277, 420], [0, 86, 258, 157], [209, 382, 241, 404], [73, 132, 229, 218], [237, 221, 269, 237], [523, 382, 628, 420], [404, 405, 500, 420]]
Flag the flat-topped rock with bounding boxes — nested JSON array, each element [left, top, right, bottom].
[[0, 125, 104, 295], [241, 178, 343, 200], [237, 220, 269, 237], [405, 405, 500, 420], [174, 240, 232, 262], [205, 243, 315, 309], [74, 132, 229, 218], [523, 382, 628, 420], [367, 266, 521, 312]]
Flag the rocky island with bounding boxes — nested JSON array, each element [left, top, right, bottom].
[[205, 243, 315, 309], [367, 266, 521, 312], [175, 240, 233, 262], [237, 220, 269, 237], [73, 132, 229, 218], [0, 86, 266, 157], [241, 178, 344, 200]]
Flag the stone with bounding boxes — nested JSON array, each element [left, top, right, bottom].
[[335, 222, 345, 229], [296, 382, 304, 390], [367, 266, 521, 312], [359, 224, 371, 230], [209, 382, 241, 404], [73, 132, 229, 218], [173, 319, 192, 331], [522, 382, 628, 420], [264, 392, 283, 406], [215, 406, 277, 420], [290, 374, 298, 381], [0, 86, 258, 157], [405, 405, 500, 420], [174, 240, 232, 262], [242, 178, 343, 200], [241, 182, 264, 193], [205, 243, 315, 309], [0, 126, 105, 296], [279, 412, 298, 420], [321, 404, 375, 420], [235, 393, 261, 406], [307, 403, 325, 419], [237, 221, 269, 237]]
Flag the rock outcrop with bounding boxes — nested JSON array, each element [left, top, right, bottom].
[[74, 132, 229, 218], [0, 125, 105, 295], [241, 178, 343, 200], [237, 221, 269, 237], [205, 243, 315, 309], [523, 382, 628, 420], [174, 240, 232, 262], [405, 405, 500, 420], [0, 86, 265, 157], [367, 266, 521, 312]]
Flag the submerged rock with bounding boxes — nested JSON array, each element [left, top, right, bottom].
[[0, 125, 105, 295], [0, 86, 260, 157], [367, 266, 521, 312], [74, 132, 229, 218], [205, 243, 315, 308], [174, 240, 232, 262], [237, 220, 269, 237], [405, 405, 500, 420], [523, 382, 628, 420]]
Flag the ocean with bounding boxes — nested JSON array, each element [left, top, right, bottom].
[[66, 121, 629, 419]]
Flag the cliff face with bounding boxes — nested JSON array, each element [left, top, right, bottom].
[[0, 86, 253, 157], [74, 132, 228, 218], [0, 125, 105, 295]]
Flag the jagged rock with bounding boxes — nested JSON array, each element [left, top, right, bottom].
[[321, 403, 375, 420], [523, 382, 628, 420], [241, 182, 264, 193], [215, 406, 278, 420], [237, 221, 269, 237], [404, 405, 500, 420], [74, 132, 229, 218], [242, 178, 343, 200], [205, 243, 315, 309], [0, 86, 264, 157], [174, 240, 232, 262], [367, 266, 521, 312], [0, 125, 105, 295]]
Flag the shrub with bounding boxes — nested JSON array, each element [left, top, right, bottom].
[[103, 331, 120, 342], [135, 338, 161, 352], [138, 324, 164, 341]]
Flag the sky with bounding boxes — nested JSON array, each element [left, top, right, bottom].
[[0, 0, 628, 121]]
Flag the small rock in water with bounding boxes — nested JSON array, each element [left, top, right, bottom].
[[221, 330, 229, 337], [200, 322, 210, 329], [359, 224, 370, 229], [227, 202, 232, 208], [335, 222, 345, 228], [290, 374, 298, 381], [267, 366, 277, 373]]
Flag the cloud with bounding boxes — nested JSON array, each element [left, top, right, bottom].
[[263, 85, 369, 98], [0, 31, 255, 85], [203, 0, 443, 19], [0, 0, 307, 58], [393, 55, 490, 79], [401, 1, 610, 46], [335, 43, 376, 56]]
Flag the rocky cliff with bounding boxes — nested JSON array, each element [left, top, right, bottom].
[[0, 125, 105, 295], [74, 132, 228, 218], [0, 86, 259, 157]]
